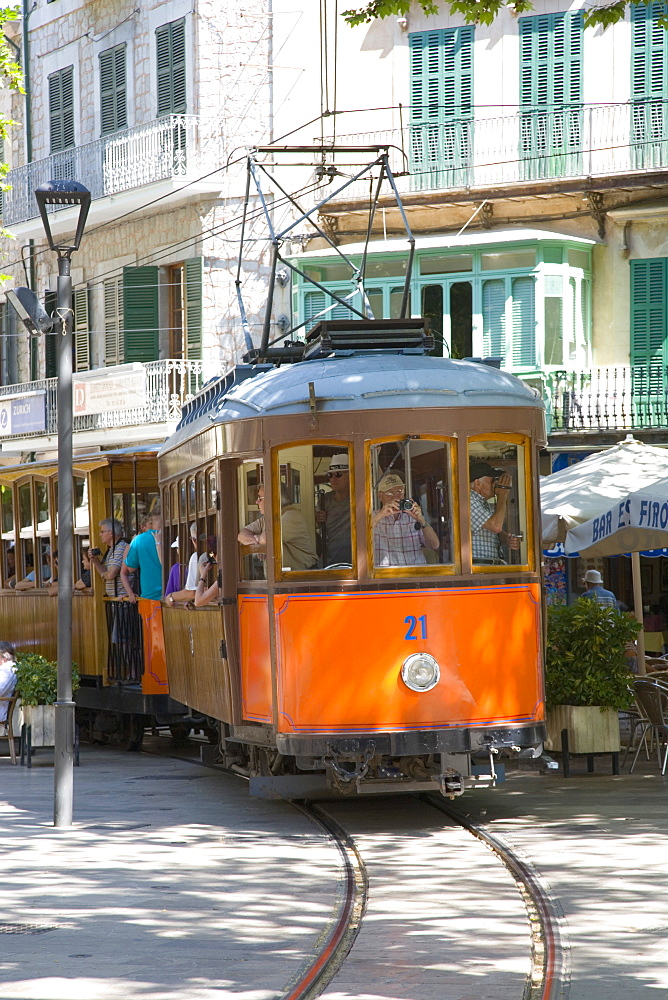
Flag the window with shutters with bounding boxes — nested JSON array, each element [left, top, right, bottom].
[[408, 26, 473, 191], [44, 290, 57, 378], [73, 287, 90, 372], [167, 259, 203, 361], [156, 18, 186, 116], [631, 3, 668, 168], [104, 277, 124, 366], [48, 66, 75, 154], [518, 12, 583, 180], [99, 44, 127, 135], [123, 266, 159, 363], [630, 258, 668, 423]]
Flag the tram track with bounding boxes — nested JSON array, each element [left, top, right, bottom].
[[141, 738, 567, 1000]]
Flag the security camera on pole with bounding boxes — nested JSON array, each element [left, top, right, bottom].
[[34, 180, 90, 828]]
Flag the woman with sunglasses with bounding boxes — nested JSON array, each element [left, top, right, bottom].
[[316, 454, 352, 566]]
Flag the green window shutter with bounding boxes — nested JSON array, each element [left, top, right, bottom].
[[156, 18, 186, 116], [104, 277, 124, 365], [184, 257, 203, 361], [99, 44, 127, 135], [48, 66, 75, 153], [519, 13, 582, 179], [73, 286, 90, 372], [408, 26, 473, 189], [123, 266, 159, 363], [44, 290, 57, 378], [511, 276, 536, 368], [303, 290, 350, 333], [482, 279, 506, 362], [630, 258, 666, 402], [631, 3, 668, 166]]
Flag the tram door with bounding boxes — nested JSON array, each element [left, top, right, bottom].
[[421, 282, 472, 359]]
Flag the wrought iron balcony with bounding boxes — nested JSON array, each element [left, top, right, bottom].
[[325, 102, 668, 199], [3, 116, 225, 226], [0, 359, 215, 441], [540, 367, 668, 434]]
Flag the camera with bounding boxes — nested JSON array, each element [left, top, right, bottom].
[[207, 552, 217, 564], [398, 498, 415, 511], [90, 548, 101, 557]]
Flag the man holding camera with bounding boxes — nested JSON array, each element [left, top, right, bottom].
[[372, 472, 439, 567], [469, 462, 520, 565]]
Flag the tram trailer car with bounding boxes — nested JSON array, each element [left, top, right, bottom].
[[159, 321, 548, 797], [0, 450, 194, 748]]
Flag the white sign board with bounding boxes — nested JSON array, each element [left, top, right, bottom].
[[73, 368, 147, 416]]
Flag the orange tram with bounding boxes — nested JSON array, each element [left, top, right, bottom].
[[159, 319, 548, 797]]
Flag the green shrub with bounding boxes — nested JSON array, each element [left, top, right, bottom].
[[545, 598, 640, 712], [14, 654, 79, 707]]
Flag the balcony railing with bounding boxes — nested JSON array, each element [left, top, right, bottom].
[[325, 102, 668, 199], [0, 358, 214, 441], [3, 116, 225, 226], [542, 367, 668, 433]]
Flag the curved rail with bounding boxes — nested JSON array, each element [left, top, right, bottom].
[[279, 802, 368, 1000], [424, 795, 570, 1000]]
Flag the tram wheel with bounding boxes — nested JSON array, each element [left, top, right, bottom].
[[121, 714, 145, 752], [169, 723, 192, 742]]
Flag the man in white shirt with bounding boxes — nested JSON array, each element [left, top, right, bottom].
[[165, 522, 200, 605]]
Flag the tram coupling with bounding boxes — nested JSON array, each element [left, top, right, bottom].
[[432, 768, 465, 799]]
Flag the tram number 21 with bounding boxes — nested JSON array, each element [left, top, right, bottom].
[[404, 615, 427, 641]]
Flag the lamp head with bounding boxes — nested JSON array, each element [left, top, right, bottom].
[[6, 287, 55, 335], [34, 180, 91, 253]]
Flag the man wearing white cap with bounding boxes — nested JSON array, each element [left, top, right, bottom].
[[581, 569, 617, 608], [316, 454, 352, 566], [372, 472, 439, 566]]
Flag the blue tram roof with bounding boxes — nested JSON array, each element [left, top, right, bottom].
[[163, 354, 543, 453]]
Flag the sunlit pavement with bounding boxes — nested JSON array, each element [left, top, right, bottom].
[[0, 746, 667, 1000]]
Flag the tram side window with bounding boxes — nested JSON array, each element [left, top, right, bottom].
[[1, 485, 15, 587], [370, 439, 453, 570], [238, 462, 265, 581], [468, 440, 528, 568]]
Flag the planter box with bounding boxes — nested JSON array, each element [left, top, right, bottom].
[[22, 705, 56, 747], [545, 705, 621, 754]]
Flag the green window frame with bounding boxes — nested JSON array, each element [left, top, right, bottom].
[[48, 66, 75, 154], [156, 18, 186, 116], [631, 3, 668, 168], [123, 266, 159, 363], [99, 43, 127, 135], [408, 26, 473, 191], [518, 12, 583, 180]]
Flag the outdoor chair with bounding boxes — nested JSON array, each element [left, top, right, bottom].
[[0, 693, 20, 764], [629, 678, 668, 775]]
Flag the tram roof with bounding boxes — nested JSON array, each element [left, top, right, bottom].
[[162, 354, 543, 452]]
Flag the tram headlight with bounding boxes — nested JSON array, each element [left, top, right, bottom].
[[401, 653, 440, 692]]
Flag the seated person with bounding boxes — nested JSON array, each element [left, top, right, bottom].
[[0, 641, 17, 721], [238, 485, 317, 573], [469, 462, 520, 565], [4, 546, 15, 588], [372, 473, 439, 567], [15, 553, 41, 590], [165, 522, 200, 605], [195, 544, 219, 608], [316, 454, 352, 566]]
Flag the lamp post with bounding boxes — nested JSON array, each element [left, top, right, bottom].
[[35, 180, 90, 828]]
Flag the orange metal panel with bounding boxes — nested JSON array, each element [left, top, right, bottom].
[[239, 595, 272, 722], [138, 598, 169, 695], [274, 584, 543, 734]]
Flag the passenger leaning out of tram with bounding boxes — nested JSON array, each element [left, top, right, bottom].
[[86, 519, 129, 597], [238, 483, 317, 575], [120, 504, 162, 602], [469, 462, 520, 565], [372, 473, 439, 567]]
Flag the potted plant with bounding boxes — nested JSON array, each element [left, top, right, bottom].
[[544, 598, 640, 754], [14, 654, 79, 747]]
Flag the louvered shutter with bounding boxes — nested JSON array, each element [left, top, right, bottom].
[[104, 278, 124, 365], [73, 287, 90, 372], [100, 44, 127, 135], [49, 66, 75, 153], [511, 276, 536, 368], [44, 290, 57, 378], [156, 19, 187, 116], [482, 279, 507, 362], [303, 290, 351, 333], [184, 257, 203, 360], [408, 27, 473, 189], [631, 3, 668, 167], [123, 266, 159, 363], [519, 13, 582, 179], [630, 258, 667, 423]]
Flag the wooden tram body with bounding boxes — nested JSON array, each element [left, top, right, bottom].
[[159, 329, 548, 797], [0, 449, 190, 746]]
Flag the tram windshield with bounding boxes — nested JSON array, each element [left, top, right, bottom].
[[468, 439, 529, 568], [370, 439, 453, 570]]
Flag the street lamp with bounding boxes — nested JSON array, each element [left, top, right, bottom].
[[34, 180, 90, 828]]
